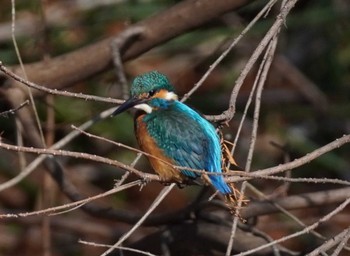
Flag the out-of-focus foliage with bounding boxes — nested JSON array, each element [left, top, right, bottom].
[[0, 0, 349, 255]]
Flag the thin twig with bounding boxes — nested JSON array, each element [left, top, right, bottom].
[[72, 125, 177, 169], [4, 136, 349, 188], [1, 134, 349, 192], [330, 227, 350, 256], [307, 229, 346, 255], [246, 183, 326, 241], [207, 0, 299, 122], [242, 186, 350, 220], [110, 26, 144, 100], [11, 0, 47, 149], [0, 180, 140, 218], [78, 239, 157, 256], [246, 226, 282, 256], [227, 26, 279, 255], [181, 0, 279, 102], [0, 62, 123, 104], [228, 134, 350, 183], [100, 184, 176, 256], [0, 100, 29, 117], [235, 198, 350, 255], [79, 240, 157, 256], [0, 107, 115, 192], [0, 140, 159, 181], [239, 173, 350, 186]]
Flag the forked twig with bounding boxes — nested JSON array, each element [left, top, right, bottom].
[[0, 100, 29, 117]]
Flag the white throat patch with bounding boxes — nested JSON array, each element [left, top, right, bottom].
[[134, 103, 153, 113], [165, 91, 178, 100]]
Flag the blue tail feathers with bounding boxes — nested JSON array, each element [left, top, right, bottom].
[[209, 174, 232, 194]]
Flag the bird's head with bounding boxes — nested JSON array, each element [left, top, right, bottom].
[[112, 71, 178, 115]]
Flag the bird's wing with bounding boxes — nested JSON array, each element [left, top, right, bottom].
[[146, 108, 215, 179]]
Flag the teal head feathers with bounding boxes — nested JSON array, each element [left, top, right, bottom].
[[112, 71, 178, 115], [130, 71, 175, 98]]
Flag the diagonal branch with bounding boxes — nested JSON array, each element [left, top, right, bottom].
[[0, 0, 249, 98]]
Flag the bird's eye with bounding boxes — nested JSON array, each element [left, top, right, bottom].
[[148, 90, 156, 97]]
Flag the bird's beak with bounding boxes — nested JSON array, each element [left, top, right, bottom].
[[112, 97, 145, 116]]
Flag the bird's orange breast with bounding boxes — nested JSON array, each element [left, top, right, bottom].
[[135, 114, 184, 182]]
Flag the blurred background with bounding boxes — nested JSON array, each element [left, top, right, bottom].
[[0, 0, 349, 255]]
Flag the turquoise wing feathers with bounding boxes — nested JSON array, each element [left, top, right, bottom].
[[112, 71, 234, 196], [144, 99, 232, 194]]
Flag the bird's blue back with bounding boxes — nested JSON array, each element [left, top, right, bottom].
[[143, 98, 231, 194]]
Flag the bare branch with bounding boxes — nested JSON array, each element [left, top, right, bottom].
[[208, 0, 299, 122], [181, 0, 279, 102], [1, 0, 249, 98], [101, 184, 176, 255], [306, 227, 350, 256], [0, 100, 28, 117], [0, 140, 159, 181], [0, 107, 115, 192], [241, 187, 350, 219], [0, 62, 123, 104], [229, 134, 350, 183], [0, 181, 140, 218], [236, 197, 350, 255], [79, 240, 157, 256]]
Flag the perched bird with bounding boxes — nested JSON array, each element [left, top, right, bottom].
[[113, 71, 236, 198]]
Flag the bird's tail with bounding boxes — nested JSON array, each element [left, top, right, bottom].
[[204, 173, 248, 221]]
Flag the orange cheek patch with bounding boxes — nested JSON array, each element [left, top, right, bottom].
[[153, 89, 168, 99]]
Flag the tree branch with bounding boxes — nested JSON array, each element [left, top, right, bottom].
[[0, 0, 248, 98]]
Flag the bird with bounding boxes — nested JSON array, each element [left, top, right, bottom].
[[112, 71, 239, 204]]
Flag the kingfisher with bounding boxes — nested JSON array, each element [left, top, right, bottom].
[[112, 71, 238, 201]]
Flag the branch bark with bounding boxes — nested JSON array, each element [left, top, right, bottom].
[[1, 0, 248, 98]]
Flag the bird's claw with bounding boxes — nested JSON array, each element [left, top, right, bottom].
[[139, 175, 152, 190]]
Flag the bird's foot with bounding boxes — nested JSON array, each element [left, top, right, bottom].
[[160, 181, 172, 186], [176, 182, 187, 189], [138, 174, 153, 190], [158, 179, 190, 189]]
